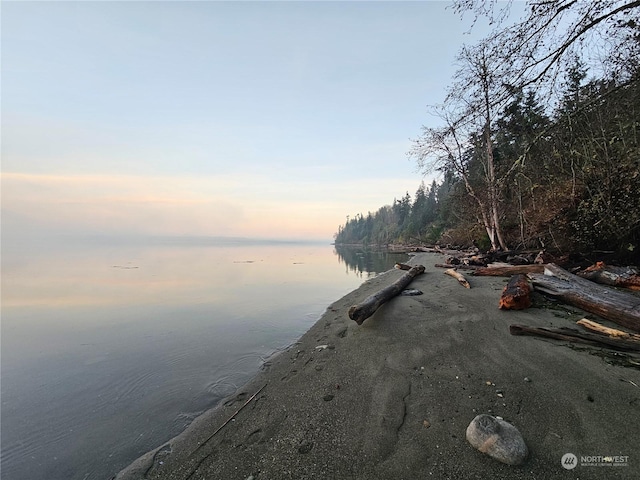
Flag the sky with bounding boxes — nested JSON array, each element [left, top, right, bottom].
[[1, 0, 520, 242]]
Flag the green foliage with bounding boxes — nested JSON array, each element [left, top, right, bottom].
[[334, 182, 445, 246], [338, 1, 640, 261]]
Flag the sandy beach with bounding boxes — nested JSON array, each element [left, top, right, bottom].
[[114, 252, 640, 480]]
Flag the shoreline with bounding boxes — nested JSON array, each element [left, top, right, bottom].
[[114, 252, 640, 479]]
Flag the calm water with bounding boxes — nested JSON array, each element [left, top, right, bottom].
[[1, 238, 405, 480]]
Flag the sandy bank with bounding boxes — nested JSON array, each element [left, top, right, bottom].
[[115, 252, 640, 479]]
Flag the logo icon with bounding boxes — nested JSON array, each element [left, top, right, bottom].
[[562, 453, 578, 470]]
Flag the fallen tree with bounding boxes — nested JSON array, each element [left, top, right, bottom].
[[528, 264, 640, 333], [349, 265, 425, 325]]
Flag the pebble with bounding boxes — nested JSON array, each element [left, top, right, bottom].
[[524, 377, 531, 383], [466, 414, 528, 465]]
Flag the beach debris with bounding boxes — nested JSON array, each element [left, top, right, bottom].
[[576, 318, 640, 342], [423, 419, 431, 428], [473, 264, 545, 276], [400, 288, 423, 296], [315, 344, 329, 350], [444, 268, 471, 288], [192, 384, 267, 455], [466, 414, 528, 465], [348, 265, 426, 325], [524, 377, 531, 383], [509, 324, 640, 352], [620, 378, 639, 388], [434, 263, 478, 270], [576, 262, 640, 291], [395, 262, 413, 270], [528, 263, 640, 333], [498, 274, 532, 310]]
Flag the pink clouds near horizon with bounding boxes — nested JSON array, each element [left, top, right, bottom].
[[2, 172, 423, 241]]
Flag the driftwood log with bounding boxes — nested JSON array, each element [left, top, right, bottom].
[[577, 262, 640, 291], [576, 318, 640, 342], [444, 268, 470, 288], [499, 274, 532, 310], [474, 264, 545, 276], [348, 265, 425, 325], [529, 264, 640, 333], [395, 263, 412, 271], [509, 324, 640, 352], [435, 263, 478, 271]]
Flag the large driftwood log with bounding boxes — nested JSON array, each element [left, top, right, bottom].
[[529, 264, 640, 333], [499, 274, 532, 310], [577, 262, 640, 291], [348, 265, 425, 325], [474, 264, 545, 276], [510, 325, 640, 352]]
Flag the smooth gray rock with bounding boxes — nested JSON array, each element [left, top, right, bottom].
[[466, 414, 528, 465]]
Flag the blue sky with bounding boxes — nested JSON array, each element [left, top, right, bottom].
[[2, 1, 519, 241]]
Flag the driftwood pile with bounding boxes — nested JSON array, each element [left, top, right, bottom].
[[347, 246, 640, 355], [435, 249, 640, 354]]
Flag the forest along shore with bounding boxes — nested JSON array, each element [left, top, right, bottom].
[[115, 252, 640, 480]]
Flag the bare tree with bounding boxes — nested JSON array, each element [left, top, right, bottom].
[[410, 42, 510, 251], [409, 104, 505, 251], [453, 0, 640, 92]]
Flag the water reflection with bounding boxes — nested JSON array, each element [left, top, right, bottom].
[[333, 244, 407, 278], [1, 240, 404, 480]]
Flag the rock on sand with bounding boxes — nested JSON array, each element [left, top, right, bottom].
[[466, 414, 528, 465]]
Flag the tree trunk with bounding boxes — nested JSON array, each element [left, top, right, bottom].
[[482, 54, 507, 252], [349, 265, 425, 325], [528, 264, 640, 333]]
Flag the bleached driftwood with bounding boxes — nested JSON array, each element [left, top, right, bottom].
[[444, 268, 471, 288], [576, 318, 640, 342]]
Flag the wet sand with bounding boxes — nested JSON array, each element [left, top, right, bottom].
[[115, 253, 640, 479]]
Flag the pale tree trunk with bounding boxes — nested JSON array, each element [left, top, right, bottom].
[[481, 56, 508, 251], [458, 167, 499, 251]]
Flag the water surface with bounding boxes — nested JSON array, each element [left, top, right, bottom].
[[1, 238, 404, 480]]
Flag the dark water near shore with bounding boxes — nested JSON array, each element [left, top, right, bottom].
[[1, 238, 405, 480]]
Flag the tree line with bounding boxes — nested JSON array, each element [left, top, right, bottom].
[[335, 0, 639, 261]]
